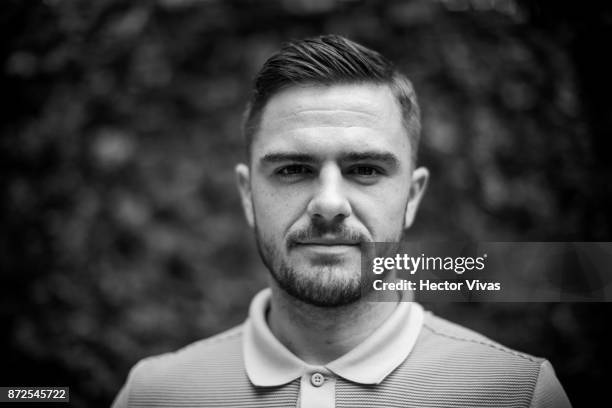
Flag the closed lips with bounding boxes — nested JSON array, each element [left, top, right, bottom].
[[297, 239, 360, 245]]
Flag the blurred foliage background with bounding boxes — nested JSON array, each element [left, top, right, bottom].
[[1, 0, 611, 406]]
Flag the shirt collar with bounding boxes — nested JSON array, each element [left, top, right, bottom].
[[243, 288, 424, 387]]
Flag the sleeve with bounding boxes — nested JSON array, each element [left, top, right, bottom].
[[110, 382, 129, 408], [110, 360, 145, 408], [529, 360, 572, 408]]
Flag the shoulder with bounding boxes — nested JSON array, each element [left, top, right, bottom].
[[419, 311, 544, 366], [133, 324, 244, 374], [115, 324, 249, 407], [415, 312, 572, 407], [386, 310, 570, 407]]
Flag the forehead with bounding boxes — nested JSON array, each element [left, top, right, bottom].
[[253, 83, 409, 159]]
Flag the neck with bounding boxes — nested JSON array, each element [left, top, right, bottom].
[[267, 280, 399, 365]]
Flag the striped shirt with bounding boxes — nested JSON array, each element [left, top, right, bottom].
[[112, 289, 571, 407]]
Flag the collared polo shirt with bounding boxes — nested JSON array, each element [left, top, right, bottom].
[[112, 289, 571, 407], [244, 289, 424, 407]]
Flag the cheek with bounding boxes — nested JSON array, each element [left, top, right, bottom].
[[251, 184, 308, 235], [352, 188, 409, 235]]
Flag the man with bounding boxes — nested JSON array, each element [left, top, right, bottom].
[[112, 35, 571, 407]]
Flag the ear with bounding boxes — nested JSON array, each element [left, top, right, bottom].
[[404, 166, 429, 229], [235, 163, 255, 228]]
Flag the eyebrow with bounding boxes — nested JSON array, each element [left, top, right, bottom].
[[260, 153, 316, 164], [260, 151, 400, 167], [340, 152, 399, 167]]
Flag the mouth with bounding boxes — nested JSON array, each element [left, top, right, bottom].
[[295, 238, 361, 246], [292, 238, 362, 257]]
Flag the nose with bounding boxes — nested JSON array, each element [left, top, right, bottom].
[[306, 164, 352, 222]]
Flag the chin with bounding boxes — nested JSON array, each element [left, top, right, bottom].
[[274, 267, 364, 307], [286, 285, 362, 308]]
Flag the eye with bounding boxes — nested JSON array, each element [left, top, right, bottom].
[[276, 164, 313, 177], [348, 166, 383, 177]]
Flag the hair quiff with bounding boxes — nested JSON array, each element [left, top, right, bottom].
[[242, 34, 421, 163]]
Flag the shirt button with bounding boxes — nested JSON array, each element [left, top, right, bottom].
[[310, 372, 325, 387]]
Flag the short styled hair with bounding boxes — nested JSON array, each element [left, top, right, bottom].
[[242, 34, 421, 163]]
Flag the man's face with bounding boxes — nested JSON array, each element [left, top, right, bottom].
[[236, 84, 428, 307]]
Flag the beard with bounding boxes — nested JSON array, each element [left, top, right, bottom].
[[254, 218, 404, 307]]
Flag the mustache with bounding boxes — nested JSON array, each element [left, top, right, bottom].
[[286, 222, 370, 249]]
